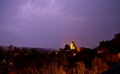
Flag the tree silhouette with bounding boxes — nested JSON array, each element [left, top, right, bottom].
[[64, 44, 70, 50]]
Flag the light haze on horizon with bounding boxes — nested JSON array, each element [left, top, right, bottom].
[[0, 0, 120, 49]]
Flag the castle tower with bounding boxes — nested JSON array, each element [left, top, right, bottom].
[[70, 41, 76, 50]]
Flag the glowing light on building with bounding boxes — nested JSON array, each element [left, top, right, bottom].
[[10, 62, 13, 65], [118, 53, 120, 58], [70, 41, 76, 50], [73, 53, 76, 56], [55, 51, 58, 55], [1, 59, 6, 64], [77, 47, 81, 52]]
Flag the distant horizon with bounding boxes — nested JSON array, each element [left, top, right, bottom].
[[0, 32, 119, 49]]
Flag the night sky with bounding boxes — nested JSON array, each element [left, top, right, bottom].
[[0, 0, 120, 49]]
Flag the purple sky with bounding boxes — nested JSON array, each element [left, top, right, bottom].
[[0, 0, 120, 49]]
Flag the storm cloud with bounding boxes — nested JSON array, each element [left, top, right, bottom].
[[0, 0, 120, 49]]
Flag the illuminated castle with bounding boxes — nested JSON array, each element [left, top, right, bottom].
[[69, 41, 81, 52], [70, 41, 76, 50]]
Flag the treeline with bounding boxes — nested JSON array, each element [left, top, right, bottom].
[[0, 33, 119, 74]]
